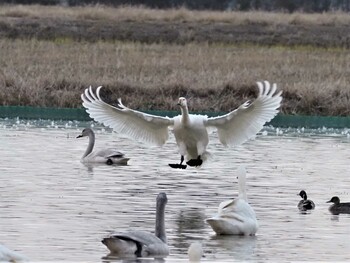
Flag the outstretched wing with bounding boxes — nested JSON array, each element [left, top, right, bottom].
[[206, 81, 282, 146], [81, 86, 174, 146]]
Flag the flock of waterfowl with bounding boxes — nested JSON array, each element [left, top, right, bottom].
[[298, 190, 350, 214], [2, 80, 350, 262]]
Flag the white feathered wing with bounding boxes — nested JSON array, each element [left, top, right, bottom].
[[82, 86, 174, 146], [206, 81, 282, 146], [81, 81, 282, 154]]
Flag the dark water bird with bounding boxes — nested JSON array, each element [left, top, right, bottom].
[[81, 81, 282, 169], [77, 128, 129, 165], [101, 193, 169, 258], [297, 190, 315, 211], [327, 196, 350, 215]]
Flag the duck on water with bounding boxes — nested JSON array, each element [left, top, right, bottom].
[[327, 196, 350, 215], [297, 190, 315, 211]]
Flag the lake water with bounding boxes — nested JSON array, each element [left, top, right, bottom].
[[1, 119, 350, 262]]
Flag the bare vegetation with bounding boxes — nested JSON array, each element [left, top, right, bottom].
[[1, 4, 350, 26], [0, 5, 350, 116], [1, 37, 350, 116]]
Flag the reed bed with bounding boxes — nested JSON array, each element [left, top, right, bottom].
[[1, 38, 350, 116]]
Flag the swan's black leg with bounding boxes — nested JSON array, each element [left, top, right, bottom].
[[180, 155, 184, 165], [186, 155, 203, 167], [169, 155, 187, 169]]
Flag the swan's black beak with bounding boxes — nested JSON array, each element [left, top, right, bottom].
[[326, 200, 331, 203], [77, 134, 83, 138]]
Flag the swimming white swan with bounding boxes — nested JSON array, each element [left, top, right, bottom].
[[0, 244, 27, 262], [297, 190, 315, 211], [206, 166, 258, 235], [188, 242, 203, 262], [101, 192, 169, 257], [77, 128, 129, 165], [81, 81, 282, 169]]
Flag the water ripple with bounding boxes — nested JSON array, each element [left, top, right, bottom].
[[1, 120, 350, 262]]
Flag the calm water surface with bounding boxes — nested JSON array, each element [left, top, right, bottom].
[[1, 119, 350, 262]]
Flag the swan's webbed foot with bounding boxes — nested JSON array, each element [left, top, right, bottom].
[[169, 155, 187, 169], [186, 156, 203, 167], [168, 163, 187, 169], [106, 159, 113, 165]]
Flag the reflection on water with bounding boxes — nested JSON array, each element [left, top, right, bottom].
[[211, 235, 257, 262], [1, 119, 350, 262], [102, 256, 166, 263], [102, 255, 166, 263]]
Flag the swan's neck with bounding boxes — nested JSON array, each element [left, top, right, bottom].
[[238, 183, 247, 201], [155, 201, 167, 243], [238, 167, 247, 201], [303, 194, 307, 200], [83, 132, 95, 158], [180, 106, 190, 125]]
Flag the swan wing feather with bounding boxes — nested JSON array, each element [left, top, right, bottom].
[[93, 149, 125, 158], [206, 81, 282, 146], [111, 231, 169, 255], [82, 86, 174, 146]]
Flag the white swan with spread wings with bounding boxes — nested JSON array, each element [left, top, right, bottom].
[[81, 81, 282, 169]]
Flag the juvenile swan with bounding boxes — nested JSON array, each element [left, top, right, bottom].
[[81, 81, 282, 169], [327, 196, 350, 215], [77, 128, 129, 165], [297, 190, 315, 211], [0, 244, 27, 262], [102, 192, 169, 257], [206, 166, 258, 235]]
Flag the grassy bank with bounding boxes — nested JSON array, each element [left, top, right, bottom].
[[1, 38, 350, 116], [0, 5, 350, 116]]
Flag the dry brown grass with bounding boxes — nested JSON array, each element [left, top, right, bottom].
[[1, 4, 350, 26], [1, 38, 350, 116]]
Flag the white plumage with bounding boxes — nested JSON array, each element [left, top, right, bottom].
[[188, 242, 203, 262], [81, 81, 282, 168], [206, 166, 258, 235], [0, 244, 27, 262]]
